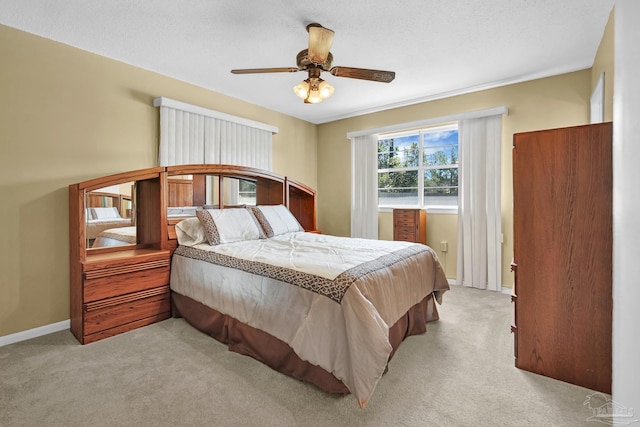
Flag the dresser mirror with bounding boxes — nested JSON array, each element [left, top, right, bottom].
[[85, 182, 136, 249]]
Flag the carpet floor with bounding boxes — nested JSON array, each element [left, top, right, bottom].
[[0, 285, 603, 426]]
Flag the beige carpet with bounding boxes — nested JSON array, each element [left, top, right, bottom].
[[1, 285, 602, 426]]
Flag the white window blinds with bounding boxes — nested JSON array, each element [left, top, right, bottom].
[[154, 97, 277, 170]]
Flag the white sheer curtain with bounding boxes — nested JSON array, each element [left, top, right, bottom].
[[350, 134, 379, 239], [456, 115, 503, 291], [155, 97, 276, 170]]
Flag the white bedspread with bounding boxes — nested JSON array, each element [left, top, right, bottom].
[[91, 226, 136, 247], [170, 232, 449, 406]]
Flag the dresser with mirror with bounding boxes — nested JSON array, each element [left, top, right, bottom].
[[69, 167, 171, 344]]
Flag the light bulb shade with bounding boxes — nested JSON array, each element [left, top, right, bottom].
[[318, 80, 334, 99], [293, 80, 310, 99], [305, 90, 323, 104]]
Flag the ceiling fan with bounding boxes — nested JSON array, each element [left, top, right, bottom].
[[231, 23, 396, 104]]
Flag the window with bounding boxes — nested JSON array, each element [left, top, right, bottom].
[[378, 124, 458, 208]]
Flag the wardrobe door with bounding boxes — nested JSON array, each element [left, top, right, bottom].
[[513, 122, 612, 393]]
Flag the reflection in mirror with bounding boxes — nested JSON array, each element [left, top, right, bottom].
[[167, 175, 258, 218], [85, 182, 136, 249], [225, 177, 257, 206], [167, 175, 214, 218], [167, 175, 198, 218]]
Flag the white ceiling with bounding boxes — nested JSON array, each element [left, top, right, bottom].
[[0, 0, 615, 124]]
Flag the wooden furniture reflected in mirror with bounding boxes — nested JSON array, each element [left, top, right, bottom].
[[167, 177, 193, 208], [166, 164, 286, 209], [69, 167, 171, 344]]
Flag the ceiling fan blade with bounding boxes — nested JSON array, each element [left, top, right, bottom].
[[307, 23, 334, 64], [329, 66, 396, 83], [231, 67, 300, 74]]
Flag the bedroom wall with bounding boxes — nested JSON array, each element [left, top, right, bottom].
[[317, 70, 592, 287], [0, 25, 318, 338], [592, 9, 615, 122]]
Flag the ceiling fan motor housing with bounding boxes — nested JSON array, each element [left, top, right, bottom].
[[297, 49, 333, 71]]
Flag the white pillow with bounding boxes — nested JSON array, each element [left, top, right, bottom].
[[249, 205, 303, 238], [195, 208, 265, 245], [91, 207, 121, 219], [175, 217, 208, 246]]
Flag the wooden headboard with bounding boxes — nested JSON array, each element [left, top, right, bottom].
[[164, 164, 316, 251], [71, 164, 316, 257]]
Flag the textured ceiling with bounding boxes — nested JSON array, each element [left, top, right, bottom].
[[0, 0, 615, 124]]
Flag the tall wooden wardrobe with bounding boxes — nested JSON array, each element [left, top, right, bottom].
[[512, 122, 612, 394]]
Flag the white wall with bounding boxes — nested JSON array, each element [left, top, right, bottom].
[[612, 0, 640, 415]]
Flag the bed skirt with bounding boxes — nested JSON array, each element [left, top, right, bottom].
[[171, 291, 439, 395]]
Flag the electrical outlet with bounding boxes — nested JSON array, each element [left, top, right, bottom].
[[440, 241, 448, 253]]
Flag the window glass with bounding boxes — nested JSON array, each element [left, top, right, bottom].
[[378, 170, 419, 206], [378, 134, 420, 169], [378, 124, 458, 208]]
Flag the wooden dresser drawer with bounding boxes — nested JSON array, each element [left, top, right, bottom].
[[395, 227, 416, 241], [393, 209, 417, 220], [83, 286, 170, 337], [83, 261, 170, 302], [393, 208, 426, 244]]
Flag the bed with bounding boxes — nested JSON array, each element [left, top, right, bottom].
[[91, 226, 137, 247], [169, 204, 449, 407], [85, 207, 132, 240]]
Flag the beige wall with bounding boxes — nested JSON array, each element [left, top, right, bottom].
[[0, 25, 318, 337], [377, 211, 459, 279], [317, 71, 592, 287], [592, 9, 615, 122]]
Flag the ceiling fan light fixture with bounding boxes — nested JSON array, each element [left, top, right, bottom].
[[293, 77, 334, 104], [233, 23, 395, 107]]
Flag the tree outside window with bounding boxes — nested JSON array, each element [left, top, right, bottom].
[[378, 125, 458, 208]]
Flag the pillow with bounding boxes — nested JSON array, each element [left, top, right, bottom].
[[195, 208, 265, 245], [85, 208, 95, 220], [175, 217, 208, 246], [249, 205, 303, 238], [91, 207, 121, 220]]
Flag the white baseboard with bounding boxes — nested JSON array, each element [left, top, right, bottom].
[[0, 319, 70, 347], [447, 279, 512, 294]]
